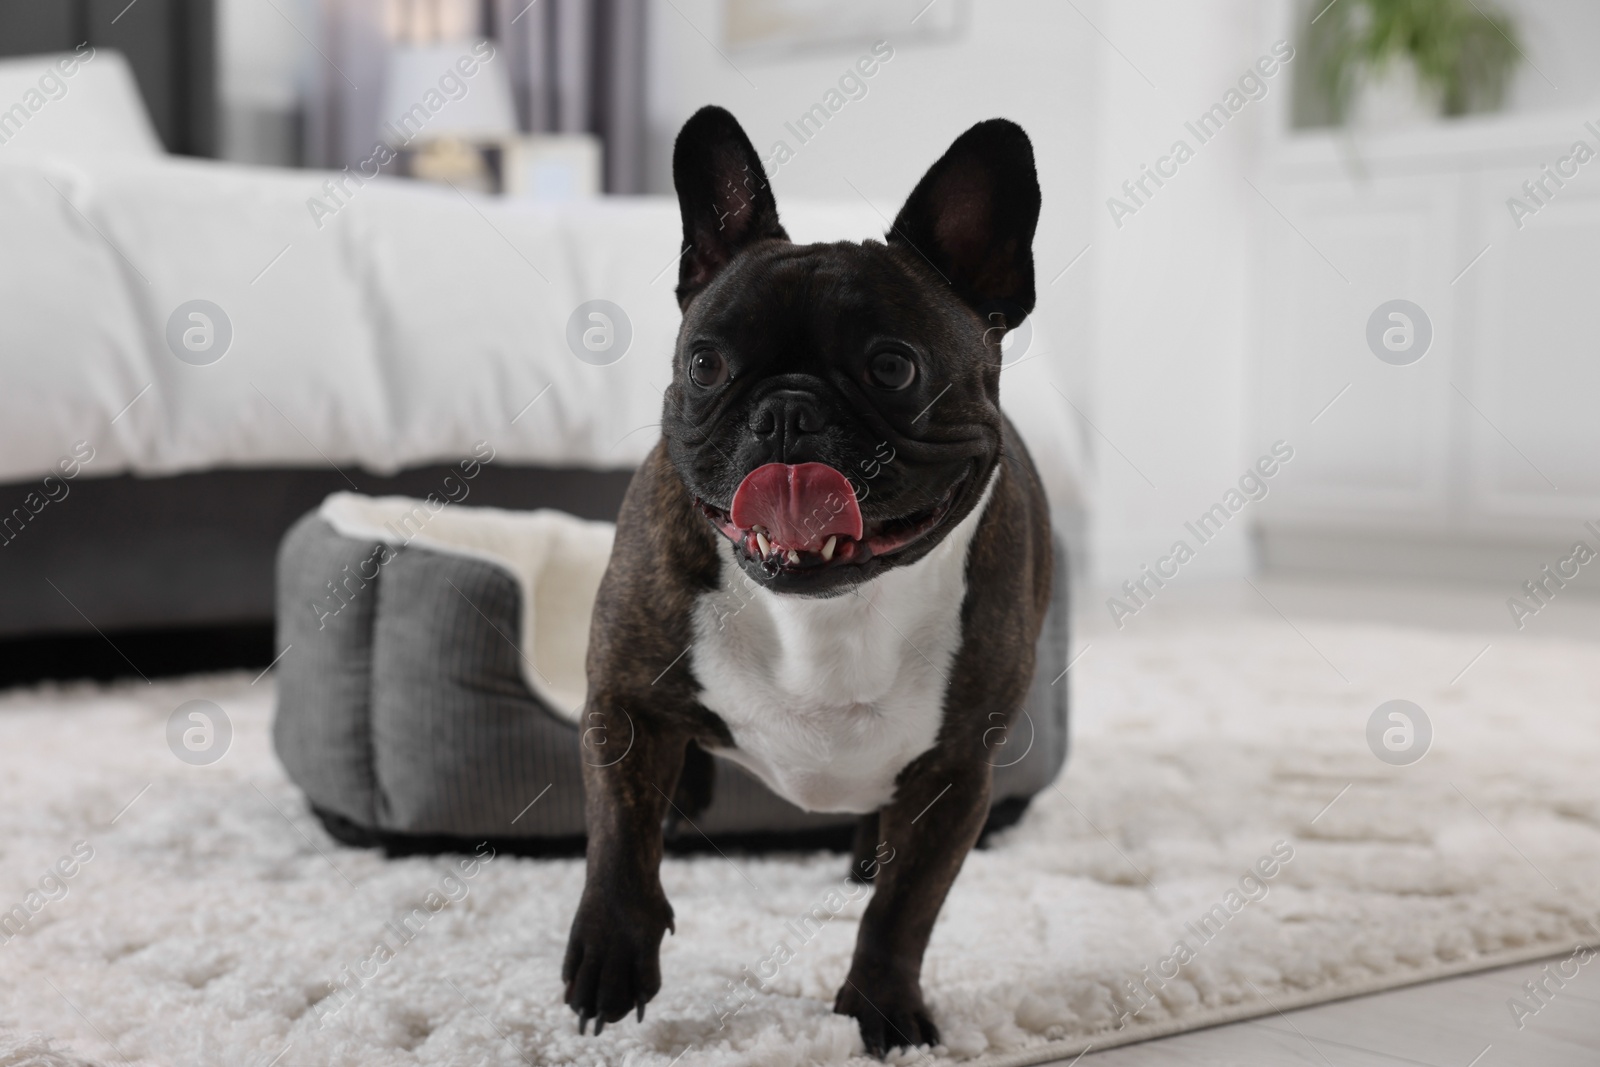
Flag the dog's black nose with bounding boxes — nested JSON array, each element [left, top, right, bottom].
[[750, 390, 825, 462]]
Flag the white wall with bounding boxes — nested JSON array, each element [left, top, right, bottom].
[[218, 0, 314, 164], [219, 0, 312, 111], [1083, 0, 1294, 589], [1501, 0, 1600, 114]]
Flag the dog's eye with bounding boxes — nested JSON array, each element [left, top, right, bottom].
[[689, 349, 728, 388], [868, 350, 916, 391]]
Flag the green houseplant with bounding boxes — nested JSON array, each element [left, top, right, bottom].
[[1307, 0, 1523, 123]]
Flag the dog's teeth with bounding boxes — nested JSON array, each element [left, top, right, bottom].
[[821, 536, 836, 561], [786, 549, 800, 565], [756, 531, 771, 559]]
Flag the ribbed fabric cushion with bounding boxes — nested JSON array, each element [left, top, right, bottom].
[[271, 516, 385, 827], [273, 510, 1070, 843]]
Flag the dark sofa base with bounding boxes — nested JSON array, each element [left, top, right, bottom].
[[0, 463, 635, 642], [0, 621, 276, 690]]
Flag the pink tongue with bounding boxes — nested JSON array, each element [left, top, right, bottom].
[[730, 463, 863, 551]]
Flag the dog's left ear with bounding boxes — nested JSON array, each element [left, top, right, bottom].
[[889, 119, 1040, 328], [673, 105, 788, 309]]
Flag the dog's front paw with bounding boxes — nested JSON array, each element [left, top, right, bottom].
[[562, 888, 674, 1035], [834, 973, 940, 1058]]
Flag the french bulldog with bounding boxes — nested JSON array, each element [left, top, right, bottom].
[[563, 105, 1052, 1057]]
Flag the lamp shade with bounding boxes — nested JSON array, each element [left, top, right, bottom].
[[380, 40, 516, 145]]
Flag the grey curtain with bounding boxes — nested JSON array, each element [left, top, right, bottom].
[[307, 0, 646, 193], [304, 0, 389, 174]]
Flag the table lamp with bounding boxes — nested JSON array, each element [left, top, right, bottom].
[[379, 40, 516, 191]]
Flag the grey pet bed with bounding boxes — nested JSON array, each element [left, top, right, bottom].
[[273, 494, 1070, 854]]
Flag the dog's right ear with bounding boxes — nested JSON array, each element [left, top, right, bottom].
[[673, 106, 787, 309], [889, 119, 1040, 329]]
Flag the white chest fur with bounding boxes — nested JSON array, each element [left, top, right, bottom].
[[689, 477, 995, 814]]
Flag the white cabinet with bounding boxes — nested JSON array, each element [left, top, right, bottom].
[[1466, 170, 1600, 519], [1249, 115, 1600, 580]]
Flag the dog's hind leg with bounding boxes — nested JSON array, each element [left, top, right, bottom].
[[665, 740, 716, 838], [848, 811, 881, 883]]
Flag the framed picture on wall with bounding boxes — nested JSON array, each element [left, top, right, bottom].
[[724, 0, 967, 57]]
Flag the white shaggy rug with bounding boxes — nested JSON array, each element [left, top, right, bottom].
[[3, 615, 1599, 1067]]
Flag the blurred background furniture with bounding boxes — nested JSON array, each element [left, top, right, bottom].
[[0, 31, 1083, 686], [378, 37, 517, 192], [6, 0, 1600, 685], [305, 0, 645, 192]]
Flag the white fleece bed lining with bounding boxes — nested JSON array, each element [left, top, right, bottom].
[[319, 493, 612, 721]]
